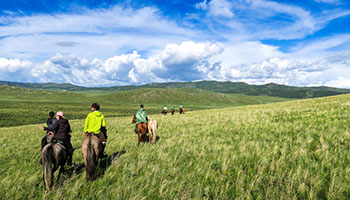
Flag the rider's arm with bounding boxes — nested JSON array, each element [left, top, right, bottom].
[[68, 121, 72, 134], [102, 115, 106, 127], [83, 115, 89, 133]]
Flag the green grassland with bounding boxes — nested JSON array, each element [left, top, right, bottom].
[[0, 85, 289, 127], [1, 94, 350, 199], [2, 80, 349, 99]]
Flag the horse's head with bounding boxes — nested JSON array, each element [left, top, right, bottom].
[[132, 115, 136, 123]]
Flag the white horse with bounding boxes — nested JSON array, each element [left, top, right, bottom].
[[148, 118, 158, 144]]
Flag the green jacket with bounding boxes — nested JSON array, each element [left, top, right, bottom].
[[171, 105, 175, 109], [135, 108, 148, 125], [84, 111, 106, 134], [179, 105, 184, 109]]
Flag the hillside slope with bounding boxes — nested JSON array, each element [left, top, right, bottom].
[[1, 94, 349, 199], [0, 86, 289, 127], [1, 80, 349, 98]]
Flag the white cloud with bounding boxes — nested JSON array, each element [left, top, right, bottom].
[[196, 0, 350, 40], [207, 0, 235, 18], [1, 40, 349, 88], [0, 3, 349, 88], [0, 5, 198, 61], [0, 41, 224, 86]]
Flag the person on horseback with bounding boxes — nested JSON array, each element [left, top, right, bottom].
[[162, 105, 168, 114], [46, 111, 57, 133], [40, 111, 74, 166], [171, 105, 175, 115], [84, 102, 107, 158], [133, 104, 148, 134], [179, 104, 184, 114]]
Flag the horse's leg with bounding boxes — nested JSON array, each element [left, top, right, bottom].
[[137, 131, 141, 146], [148, 130, 152, 144], [57, 165, 64, 182]]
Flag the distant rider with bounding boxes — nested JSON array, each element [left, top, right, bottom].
[[179, 104, 184, 114], [40, 111, 74, 166], [170, 105, 175, 115], [84, 103, 107, 158], [162, 105, 168, 114], [133, 104, 148, 134]]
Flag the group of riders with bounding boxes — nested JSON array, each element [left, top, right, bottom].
[[161, 104, 185, 115], [39, 102, 185, 166], [39, 103, 152, 166]]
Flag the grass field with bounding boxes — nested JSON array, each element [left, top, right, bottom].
[[0, 85, 289, 127], [1, 94, 350, 199]]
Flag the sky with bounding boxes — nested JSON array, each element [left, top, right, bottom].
[[0, 0, 349, 88]]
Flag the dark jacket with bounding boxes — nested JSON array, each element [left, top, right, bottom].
[[44, 118, 71, 140]]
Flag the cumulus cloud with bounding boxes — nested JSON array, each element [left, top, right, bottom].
[[1, 40, 349, 88], [0, 41, 223, 86]]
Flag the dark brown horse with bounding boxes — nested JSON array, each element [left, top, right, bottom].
[[41, 135, 67, 191], [132, 115, 148, 146], [81, 134, 103, 181]]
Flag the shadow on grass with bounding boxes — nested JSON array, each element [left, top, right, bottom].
[[136, 135, 160, 144], [56, 150, 126, 184], [98, 150, 126, 177]]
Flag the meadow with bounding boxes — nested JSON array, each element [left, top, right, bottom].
[[1, 94, 350, 199], [0, 85, 289, 127]]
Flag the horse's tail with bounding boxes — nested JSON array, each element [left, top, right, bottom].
[[86, 136, 97, 181], [42, 145, 54, 191]]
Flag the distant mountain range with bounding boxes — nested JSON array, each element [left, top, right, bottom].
[[1, 80, 349, 99]]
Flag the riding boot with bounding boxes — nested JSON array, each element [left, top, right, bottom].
[[67, 146, 74, 166], [99, 142, 108, 158]]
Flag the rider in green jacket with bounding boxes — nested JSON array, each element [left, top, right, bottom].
[[133, 104, 148, 133]]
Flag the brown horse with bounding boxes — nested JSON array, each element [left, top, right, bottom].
[[81, 134, 103, 181], [137, 122, 148, 146], [41, 135, 67, 191], [132, 115, 148, 146], [180, 108, 185, 114]]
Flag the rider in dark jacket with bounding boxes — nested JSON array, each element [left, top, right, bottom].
[[40, 111, 74, 166]]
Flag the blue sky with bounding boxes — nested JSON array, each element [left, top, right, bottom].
[[0, 0, 349, 88]]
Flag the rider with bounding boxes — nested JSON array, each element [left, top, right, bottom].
[[46, 111, 57, 133], [162, 105, 168, 114], [133, 104, 148, 134], [40, 111, 74, 166], [170, 105, 175, 115], [179, 104, 184, 114], [84, 102, 107, 158]]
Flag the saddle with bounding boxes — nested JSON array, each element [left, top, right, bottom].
[[45, 135, 66, 150], [85, 132, 100, 139]]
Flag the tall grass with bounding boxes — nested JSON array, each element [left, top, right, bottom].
[[1, 95, 350, 199]]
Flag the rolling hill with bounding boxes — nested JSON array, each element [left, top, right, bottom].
[[0, 85, 290, 127], [1, 80, 349, 99]]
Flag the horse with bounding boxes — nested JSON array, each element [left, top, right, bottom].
[[81, 134, 103, 181], [137, 122, 148, 146], [148, 118, 158, 144], [132, 115, 148, 146], [41, 135, 68, 191], [180, 108, 185, 114]]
